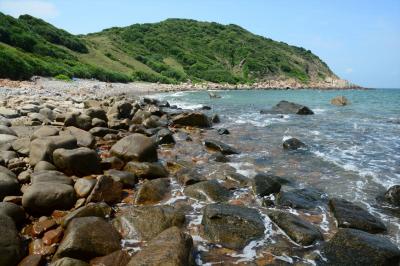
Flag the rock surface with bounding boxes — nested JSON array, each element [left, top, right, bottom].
[[260, 101, 314, 115], [110, 134, 158, 162], [53, 147, 101, 176]]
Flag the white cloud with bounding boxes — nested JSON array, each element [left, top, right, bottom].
[[0, 0, 59, 19], [345, 67, 353, 74]]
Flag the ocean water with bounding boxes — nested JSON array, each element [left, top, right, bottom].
[[153, 89, 400, 246]]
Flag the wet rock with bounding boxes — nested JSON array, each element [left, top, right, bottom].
[[252, 173, 281, 197], [61, 202, 112, 228], [175, 168, 205, 186], [29, 238, 56, 256], [31, 170, 72, 185], [110, 134, 158, 162], [18, 254, 45, 266], [32, 217, 57, 237], [0, 202, 25, 226], [74, 178, 96, 198], [89, 127, 119, 137], [172, 112, 211, 127], [127, 227, 193, 266], [329, 198, 386, 233], [154, 128, 175, 145], [64, 112, 92, 131], [54, 217, 121, 261], [0, 125, 17, 136], [86, 175, 123, 204], [51, 257, 89, 266], [90, 250, 131, 266], [204, 139, 239, 155], [283, 138, 306, 150], [113, 205, 185, 240], [124, 161, 168, 179], [267, 210, 323, 245], [260, 101, 314, 115], [29, 135, 77, 166], [22, 183, 75, 214], [43, 226, 64, 245], [209, 151, 230, 162], [184, 180, 231, 202], [31, 126, 59, 140], [135, 178, 170, 205], [0, 215, 23, 266], [384, 185, 400, 206], [53, 148, 101, 176], [331, 96, 349, 106], [0, 171, 20, 201], [104, 169, 137, 188], [60, 127, 95, 148], [217, 128, 230, 135], [212, 114, 221, 123], [12, 137, 30, 156], [276, 188, 327, 210], [202, 203, 265, 250], [320, 228, 400, 266], [34, 161, 57, 172]]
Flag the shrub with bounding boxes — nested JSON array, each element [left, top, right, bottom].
[[54, 74, 71, 81]]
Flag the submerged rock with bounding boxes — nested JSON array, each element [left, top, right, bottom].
[[202, 203, 265, 250], [184, 180, 231, 202], [252, 173, 281, 197], [384, 185, 400, 207], [283, 138, 306, 150], [135, 178, 170, 205], [329, 198, 386, 233], [172, 112, 211, 127], [267, 210, 323, 245], [127, 226, 193, 266], [320, 228, 400, 266], [260, 100, 314, 115], [276, 188, 327, 210], [331, 95, 350, 106], [204, 139, 239, 155], [123, 161, 168, 179]]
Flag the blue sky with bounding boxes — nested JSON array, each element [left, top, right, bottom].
[[1, 0, 399, 88]]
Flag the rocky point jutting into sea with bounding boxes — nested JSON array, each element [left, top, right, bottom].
[[0, 78, 399, 266]]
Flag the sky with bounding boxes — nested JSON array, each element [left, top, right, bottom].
[[0, 0, 399, 88]]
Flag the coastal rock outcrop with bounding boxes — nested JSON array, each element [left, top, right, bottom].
[[331, 95, 349, 106], [260, 100, 314, 115]]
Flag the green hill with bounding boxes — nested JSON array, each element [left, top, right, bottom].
[[0, 13, 338, 84]]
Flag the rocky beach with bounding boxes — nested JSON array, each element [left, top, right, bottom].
[[0, 78, 399, 266]]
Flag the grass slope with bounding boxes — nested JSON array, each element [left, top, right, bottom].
[[0, 13, 337, 84]]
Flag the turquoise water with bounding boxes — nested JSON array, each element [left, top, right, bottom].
[[155, 89, 400, 243]]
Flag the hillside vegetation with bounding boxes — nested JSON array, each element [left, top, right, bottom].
[[0, 12, 337, 84]]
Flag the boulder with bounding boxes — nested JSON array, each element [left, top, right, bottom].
[[172, 112, 211, 127], [90, 250, 131, 266], [260, 101, 314, 115], [217, 128, 230, 135], [51, 257, 89, 266], [74, 178, 96, 198], [209, 152, 230, 163], [107, 101, 133, 119], [0, 151, 18, 164], [0, 215, 23, 266], [31, 126, 59, 140], [184, 180, 231, 202], [127, 227, 193, 266], [154, 128, 175, 145], [34, 161, 57, 172], [202, 203, 265, 250], [267, 210, 323, 245], [276, 188, 327, 210], [61, 202, 112, 228], [60, 127, 95, 148], [89, 127, 119, 137], [331, 96, 349, 106], [86, 175, 123, 204], [252, 173, 281, 197], [0, 134, 18, 145], [113, 205, 185, 240], [104, 169, 137, 187], [0, 107, 19, 119], [0, 172, 20, 201], [384, 185, 400, 206], [64, 112, 92, 131], [12, 137, 30, 156], [204, 139, 239, 155], [110, 134, 158, 162], [175, 168, 205, 186], [29, 135, 77, 166], [53, 148, 101, 176], [54, 217, 121, 261], [0, 125, 17, 136], [329, 198, 386, 233], [18, 254, 45, 266], [31, 170, 72, 185], [124, 161, 168, 179], [320, 228, 400, 266], [135, 178, 170, 205], [283, 138, 306, 150], [85, 108, 108, 122], [0, 202, 25, 226], [22, 183, 75, 214]]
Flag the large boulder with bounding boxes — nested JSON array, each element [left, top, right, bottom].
[[54, 217, 121, 261], [22, 183, 75, 214], [267, 210, 323, 245], [331, 96, 349, 106], [172, 112, 211, 127], [53, 148, 101, 176], [320, 228, 400, 266], [60, 127, 95, 148], [0, 215, 23, 266], [0, 202, 25, 226], [135, 178, 170, 205], [329, 198, 386, 233], [252, 173, 281, 197], [276, 188, 327, 210], [113, 205, 185, 240], [31, 170, 73, 185], [384, 185, 400, 206], [204, 139, 239, 155], [123, 161, 168, 179], [260, 100, 314, 115], [110, 134, 158, 162], [202, 203, 265, 250], [184, 180, 231, 202], [127, 227, 193, 266], [29, 135, 77, 166]]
